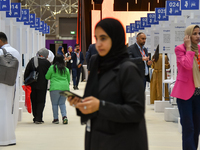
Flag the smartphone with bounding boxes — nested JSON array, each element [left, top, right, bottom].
[[60, 90, 82, 98]]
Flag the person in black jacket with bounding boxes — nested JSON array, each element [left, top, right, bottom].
[[127, 32, 152, 90], [85, 44, 98, 72], [71, 44, 84, 90], [67, 18, 148, 150], [24, 48, 51, 124]]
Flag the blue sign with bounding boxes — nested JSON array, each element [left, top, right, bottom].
[[39, 21, 44, 32], [46, 26, 50, 34], [16, 9, 29, 22], [141, 17, 151, 28], [135, 21, 145, 30], [6, 3, 21, 18], [24, 14, 36, 25], [147, 13, 159, 25], [155, 8, 169, 21], [35, 18, 42, 30], [42, 23, 47, 34], [126, 25, 131, 33], [181, 0, 199, 10], [166, 1, 182, 16], [0, 0, 10, 11], [130, 23, 138, 33]]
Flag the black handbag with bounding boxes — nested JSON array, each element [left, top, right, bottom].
[[24, 57, 39, 85]]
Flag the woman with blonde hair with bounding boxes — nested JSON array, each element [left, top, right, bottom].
[[171, 25, 200, 150]]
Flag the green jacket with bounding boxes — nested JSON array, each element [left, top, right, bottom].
[[45, 65, 70, 91]]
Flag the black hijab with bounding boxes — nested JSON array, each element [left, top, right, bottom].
[[84, 18, 128, 98]]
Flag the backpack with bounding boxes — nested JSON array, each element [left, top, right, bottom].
[[0, 48, 19, 86]]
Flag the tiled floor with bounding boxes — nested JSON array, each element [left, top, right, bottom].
[[0, 82, 183, 150]]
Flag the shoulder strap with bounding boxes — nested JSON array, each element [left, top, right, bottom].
[[33, 56, 38, 68], [1, 48, 8, 55]]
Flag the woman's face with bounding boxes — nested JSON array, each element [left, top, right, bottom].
[[191, 27, 200, 45], [95, 26, 112, 57], [62, 47, 64, 53]]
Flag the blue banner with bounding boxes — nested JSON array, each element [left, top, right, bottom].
[[141, 17, 151, 28], [35, 18, 41, 30], [39, 21, 44, 32], [6, 3, 21, 18], [46, 26, 50, 34], [126, 25, 131, 33], [147, 13, 159, 25], [24, 14, 36, 25], [16, 9, 29, 22], [181, 0, 199, 10], [166, 1, 182, 16], [130, 23, 138, 33], [0, 0, 10, 11], [155, 8, 169, 21]]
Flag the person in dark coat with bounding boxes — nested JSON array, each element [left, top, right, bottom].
[[127, 32, 152, 90], [67, 18, 148, 150], [71, 44, 84, 90], [24, 48, 51, 124], [85, 43, 98, 71]]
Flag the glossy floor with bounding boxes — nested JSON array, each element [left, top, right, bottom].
[[0, 82, 182, 150]]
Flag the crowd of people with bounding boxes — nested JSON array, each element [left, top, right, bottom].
[[1, 19, 200, 150]]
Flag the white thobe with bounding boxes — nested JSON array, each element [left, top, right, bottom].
[[0, 44, 20, 145]]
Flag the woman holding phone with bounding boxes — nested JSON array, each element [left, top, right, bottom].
[[67, 18, 148, 150]]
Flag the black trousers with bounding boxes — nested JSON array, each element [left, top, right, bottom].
[[30, 89, 47, 122]]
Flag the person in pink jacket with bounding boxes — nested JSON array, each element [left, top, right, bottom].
[[171, 25, 200, 150]]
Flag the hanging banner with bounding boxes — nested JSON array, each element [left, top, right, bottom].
[[16, 9, 29, 22], [181, 0, 199, 10], [126, 25, 131, 33], [0, 0, 10, 11], [166, 1, 182, 16], [155, 8, 169, 21], [141, 17, 151, 28], [6, 3, 21, 18], [147, 13, 159, 25], [24, 14, 36, 25]]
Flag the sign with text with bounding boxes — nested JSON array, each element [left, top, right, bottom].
[[185, 19, 200, 29], [141, 17, 151, 28], [159, 27, 171, 53], [39, 21, 44, 32], [155, 8, 169, 21], [147, 13, 159, 25], [150, 31, 160, 53], [181, 0, 199, 10], [166, 1, 182, 16], [16, 9, 29, 22], [0, 0, 10, 11], [6, 3, 21, 18], [126, 25, 131, 33], [46, 25, 50, 34], [135, 21, 144, 30], [24, 14, 36, 25], [170, 23, 186, 53]]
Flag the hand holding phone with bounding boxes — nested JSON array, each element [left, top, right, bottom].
[[60, 90, 82, 107]]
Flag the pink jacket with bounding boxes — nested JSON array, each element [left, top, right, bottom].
[[171, 44, 200, 100]]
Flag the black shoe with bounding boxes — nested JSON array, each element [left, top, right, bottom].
[[8, 143, 16, 146], [35, 121, 42, 124], [76, 86, 79, 90], [52, 119, 59, 124], [73, 86, 76, 90]]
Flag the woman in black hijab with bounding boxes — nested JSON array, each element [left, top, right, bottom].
[[68, 18, 148, 150]]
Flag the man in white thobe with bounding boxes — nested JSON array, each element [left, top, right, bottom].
[[0, 32, 20, 146]]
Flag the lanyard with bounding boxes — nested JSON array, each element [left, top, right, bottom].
[[76, 52, 80, 58], [140, 49, 146, 57], [196, 53, 200, 71]]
